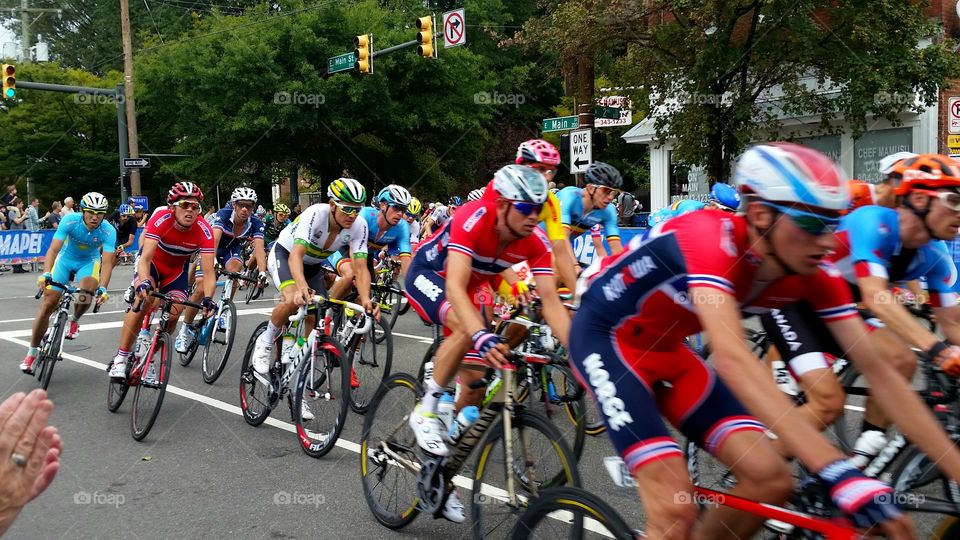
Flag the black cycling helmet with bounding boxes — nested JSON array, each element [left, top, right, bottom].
[[585, 162, 623, 190]]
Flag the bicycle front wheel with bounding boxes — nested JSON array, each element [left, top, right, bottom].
[[38, 311, 67, 390], [202, 300, 237, 384], [349, 317, 393, 414], [239, 322, 277, 426], [510, 486, 631, 540], [293, 336, 350, 459], [472, 408, 582, 539], [131, 332, 172, 441]]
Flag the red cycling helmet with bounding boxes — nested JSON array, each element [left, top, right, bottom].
[[167, 181, 204, 204]]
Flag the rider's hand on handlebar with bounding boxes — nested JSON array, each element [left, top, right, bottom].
[[929, 342, 960, 377], [362, 297, 380, 321], [817, 460, 915, 539], [294, 285, 312, 306], [37, 272, 52, 288], [473, 330, 508, 368], [511, 281, 533, 306], [200, 296, 216, 317], [135, 278, 153, 300]]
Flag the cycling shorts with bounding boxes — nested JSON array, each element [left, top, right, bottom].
[[195, 246, 244, 279], [50, 256, 101, 291], [268, 243, 328, 296], [569, 309, 765, 474], [148, 259, 190, 302]]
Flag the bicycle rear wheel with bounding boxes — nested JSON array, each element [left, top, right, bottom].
[[38, 311, 67, 390], [889, 443, 960, 537], [202, 300, 237, 384], [293, 335, 350, 458], [131, 332, 172, 441], [510, 486, 629, 540], [349, 316, 393, 414], [360, 372, 422, 529], [239, 322, 276, 426], [179, 322, 201, 367], [108, 356, 132, 412]]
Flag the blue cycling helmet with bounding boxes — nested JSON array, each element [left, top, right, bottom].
[[448, 196, 462, 207], [647, 208, 674, 226], [709, 183, 741, 211], [118, 204, 135, 216]]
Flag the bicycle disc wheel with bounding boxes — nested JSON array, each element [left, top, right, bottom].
[[202, 300, 237, 384], [349, 317, 394, 414], [360, 372, 422, 529], [131, 332, 172, 441], [39, 311, 67, 390], [294, 336, 350, 459], [239, 322, 276, 426], [510, 486, 630, 540], [472, 408, 582, 539]]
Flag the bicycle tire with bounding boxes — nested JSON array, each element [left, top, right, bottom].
[[397, 279, 411, 316], [888, 444, 960, 538], [385, 282, 403, 331], [202, 300, 237, 384], [131, 332, 172, 441], [471, 408, 583, 539], [349, 315, 394, 415], [179, 322, 201, 367], [360, 372, 423, 530], [244, 276, 257, 304], [239, 321, 275, 426], [39, 311, 67, 390], [510, 486, 630, 540], [293, 335, 350, 459]]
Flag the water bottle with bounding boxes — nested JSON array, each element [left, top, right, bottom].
[[289, 336, 307, 365], [134, 329, 150, 359], [449, 406, 479, 442], [281, 333, 296, 364], [340, 313, 357, 342], [437, 393, 455, 431]]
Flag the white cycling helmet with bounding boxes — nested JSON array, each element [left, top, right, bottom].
[[376, 185, 412, 207], [80, 192, 109, 212], [231, 187, 258, 203], [492, 164, 548, 204], [878, 151, 918, 176], [467, 188, 484, 202], [733, 142, 848, 212]]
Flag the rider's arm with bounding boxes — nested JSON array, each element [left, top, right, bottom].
[[350, 220, 372, 307], [446, 251, 488, 336], [590, 228, 608, 259], [252, 238, 267, 273], [533, 274, 570, 348], [831, 315, 960, 481], [602, 207, 623, 255], [198, 251, 217, 299], [859, 275, 940, 350], [693, 285, 845, 472], [97, 225, 118, 288], [399, 254, 411, 279], [938, 305, 960, 345]]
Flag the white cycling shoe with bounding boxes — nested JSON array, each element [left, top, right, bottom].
[[251, 338, 273, 375], [408, 404, 450, 457], [300, 399, 315, 421], [174, 326, 196, 354], [108, 356, 128, 379], [442, 490, 465, 523]]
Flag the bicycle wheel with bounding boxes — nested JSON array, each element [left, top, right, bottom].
[[933, 517, 960, 540], [202, 300, 237, 384], [38, 311, 67, 390], [293, 335, 350, 459], [349, 316, 394, 414], [360, 372, 422, 529], [179, 322, 201, 367], [239, 322, 276, 426], [510, 486, 630, 540], [384, 283, 403, 331], [889, 443, 960, 537], [518, 365, 586, 460], [472, 408, 583, 539], [108, 352, 133, 413], [131, 332, 172, 441]]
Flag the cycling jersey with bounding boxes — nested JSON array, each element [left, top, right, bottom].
[[408, 219, 421, 247], [275, 203, 368, 265], [480, 180, 565, 242], [360, 207, 411, 256], [108, 215, 138, 248], [54, 212, 117, 261], [828, 205, 958, 307], [555, 186, 620, 239], [209, 208, 265, 264], [143, 209, 215, 277], [427, 205, 453, 228], [263, 214, 290, 245]]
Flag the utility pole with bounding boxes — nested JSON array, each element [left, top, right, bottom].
[[9, 0, 60, 61], [119, 0, 142, 195]]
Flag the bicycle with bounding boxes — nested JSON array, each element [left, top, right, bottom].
[[239, 264, 266, 304], [240, 294, 371, 458], [30, 278, 101, 390], [372, 258, 405, 331], [360, 356, 582, 539], [178, 268, 258, 384], [107, 291, 205, 441], [339, 292, 393, 415]]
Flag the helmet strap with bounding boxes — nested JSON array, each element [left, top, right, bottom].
[[751, 216, 797, 277], [902, 196, 939, 239]]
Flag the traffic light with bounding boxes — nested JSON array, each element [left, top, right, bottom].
[[416, 16, 435, 59], [2, 64, 14, 99], [354, 34, 372, 74]]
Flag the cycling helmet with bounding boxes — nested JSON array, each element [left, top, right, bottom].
[[733, 142, 847, 212], [274, 203, 290, 214], [892, 154, 960, 196], [448, 196, 463, 207], [231, 186, 258, 203], [675, 199, 706, 214], [709, 183, 741, 211], [327, 178, 366, 204], [407, 197, 423, 216], [492, 164, 548, 203], [118, 204, 135, 215], [878, 151, 918, 176], [79, 192, 109, 212], [584, 162, 623, 190], [516, 139, 561, 167], [376, 185, 412, 207], [167, 181, 204, 204], [848, 180, 877, 210], [467, 188, 484, 202]]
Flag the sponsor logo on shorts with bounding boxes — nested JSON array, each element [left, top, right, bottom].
[[581, 353, 634, 431]]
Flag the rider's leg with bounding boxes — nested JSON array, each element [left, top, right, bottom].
[[74, 273, 100, 321], [861, 327, 916, 430], [633, 458, 700, 540], [328, 259, 354, 300], [30, 288, 63, 348]]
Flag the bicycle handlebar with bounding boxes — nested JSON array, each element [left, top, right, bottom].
[[288, 295, 374, 335], [132, 290, 205, 313]]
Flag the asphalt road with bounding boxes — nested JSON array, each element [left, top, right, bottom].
[[0, 265, 648, 539]]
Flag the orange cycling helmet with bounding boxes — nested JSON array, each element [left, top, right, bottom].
[[892, 154, 960, 196], [847, 180, 876, 210]]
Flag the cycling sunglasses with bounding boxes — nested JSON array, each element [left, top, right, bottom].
[[914, 189, 960, 212], [233, 201, 255, 210], [507, 199, 543, 216], [761, 202, 839, 236], [83, 209, 107, 216], [388, 204, 408, 214], [172, 200, 202, 211], [334, 201, 363, 215]]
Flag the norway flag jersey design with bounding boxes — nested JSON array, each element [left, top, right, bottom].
[[827, 205, 958, 307], [144, 209, 215, 276]]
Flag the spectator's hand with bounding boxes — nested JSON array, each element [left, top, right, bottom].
[[0, 390, 63, 534]]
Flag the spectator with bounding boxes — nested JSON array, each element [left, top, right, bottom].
[[47, 202, 62, 229], [289, 203, 303, 221], [0, 389, 63, 536], [133, 204, 148, 228], [1, 185, 16, 207], [7, 198, 26, 230], [25, 199, 47, 231], [60, 197, 75, 216], [616, 190, 638, 227]]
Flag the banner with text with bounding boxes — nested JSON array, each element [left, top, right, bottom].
[[0, 228, 144, 264]]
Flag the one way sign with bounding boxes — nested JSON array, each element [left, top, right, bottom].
[[570, 129, 592, 174]]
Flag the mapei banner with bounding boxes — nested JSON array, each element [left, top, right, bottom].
[[0, 228, 144, 264]]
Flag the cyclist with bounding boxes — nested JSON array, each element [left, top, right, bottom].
[[556, 161, 624, 257], [175, 187, 267, 353], [569, 142, 946, 538], [405, 197, 423, 248], [21, 193, 118, 373], [327, 184, 412, 301], [263, 203, 291, 248], [251, 178, 374, 383], [422, 196, 461, 237], [108, 182, 217, 380], [109, 204, 139, 256], [707, 183, 740, 212]]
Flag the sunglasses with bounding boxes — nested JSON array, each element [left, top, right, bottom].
[[84, 209, 106, 216], [590, 185, 619, 197], [762, 202, 839, 236], [914, 189, 960, 212], [388, 204, 408, 213], [334, 201, 362, 215], [173, 201, 202, 211], [507, 199, 543, 216], [234, 202, 254, 210]]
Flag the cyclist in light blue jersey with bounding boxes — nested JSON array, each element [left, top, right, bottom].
[[555, 162, 624, 255]]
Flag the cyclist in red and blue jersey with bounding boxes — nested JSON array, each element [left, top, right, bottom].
[[568, 142, 959, 538], [556, 161, 624, 255], [422, 196, 461, 237], [108, 182, 217, 380]]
